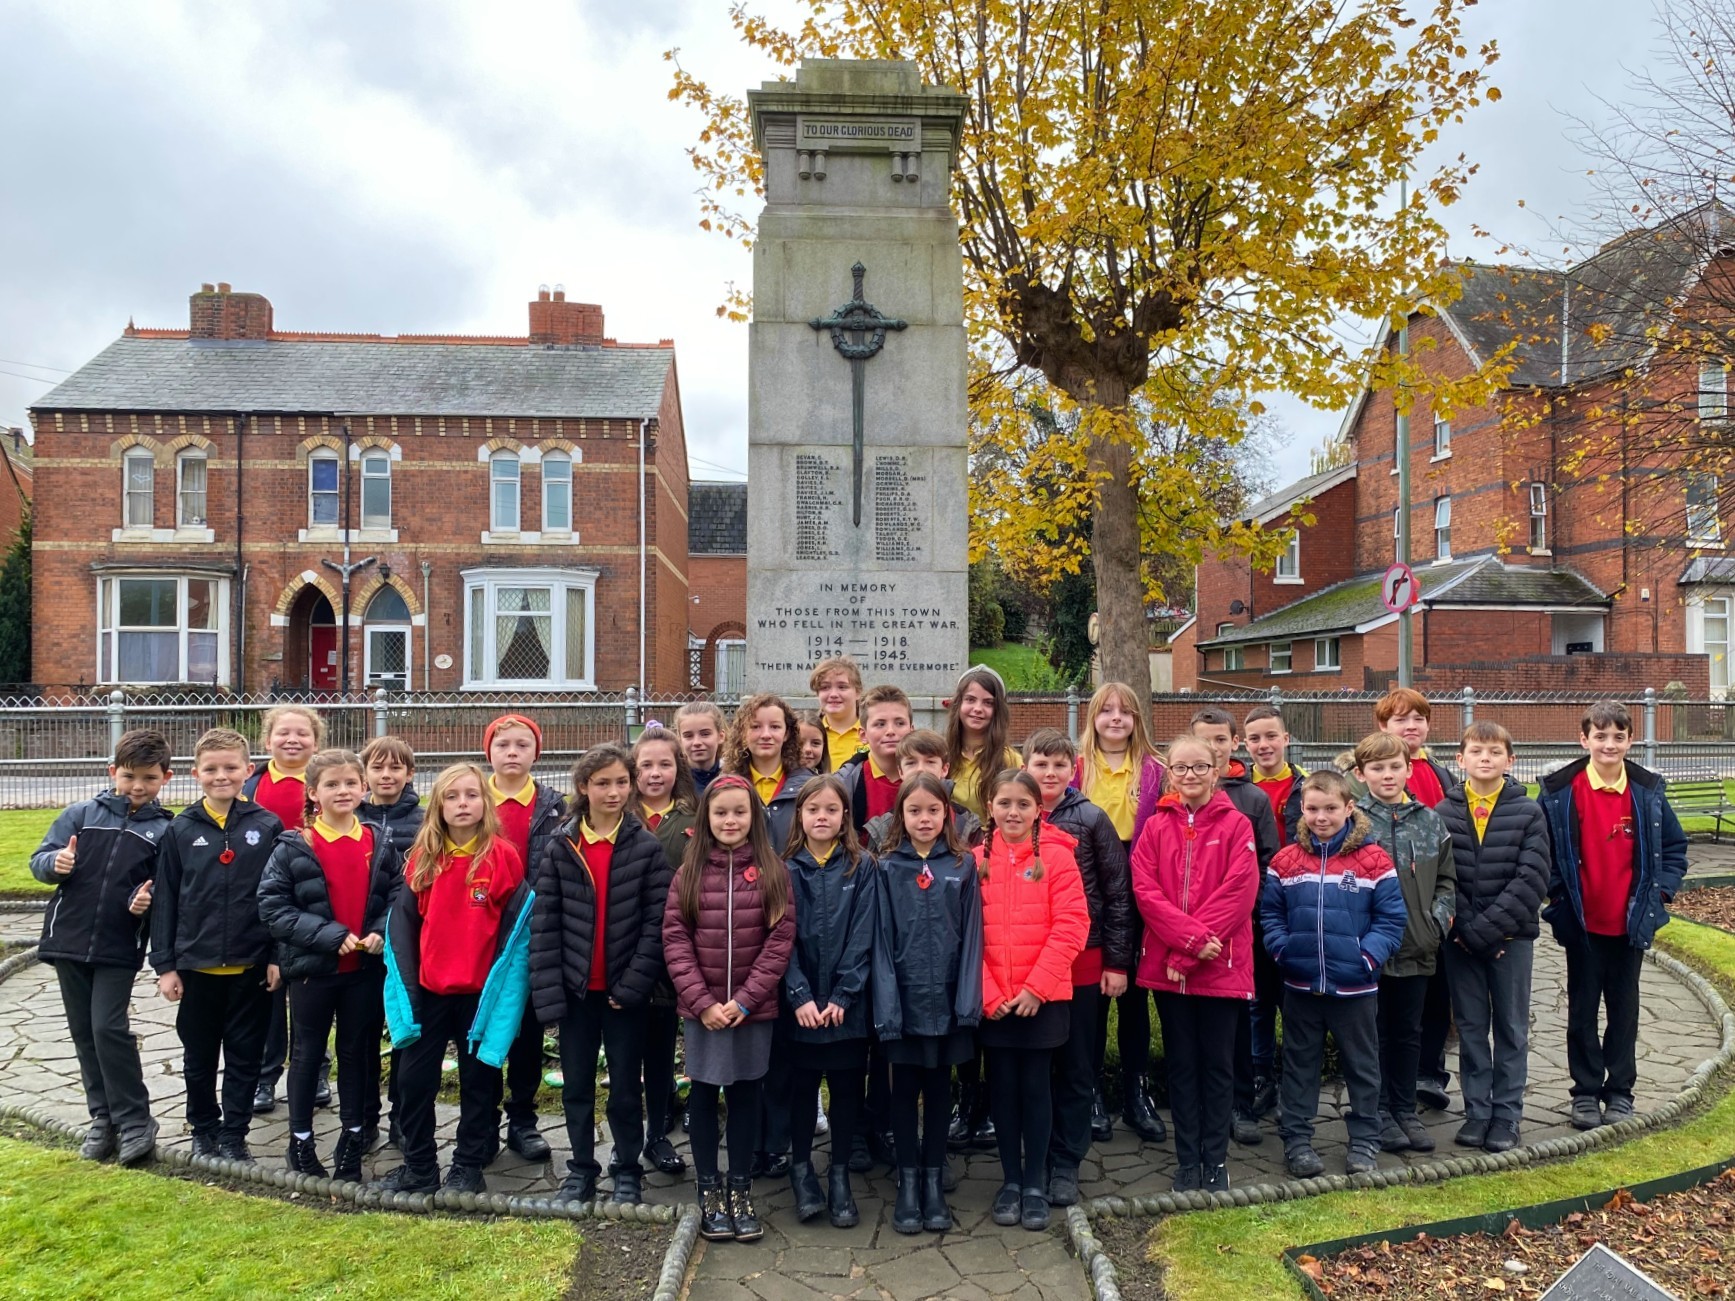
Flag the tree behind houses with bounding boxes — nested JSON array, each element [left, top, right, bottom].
[[0, 512, 31, 686]]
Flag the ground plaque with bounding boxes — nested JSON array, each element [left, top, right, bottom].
[[1538, 1243, 1681, 1300], [745, 60, 970, 713]]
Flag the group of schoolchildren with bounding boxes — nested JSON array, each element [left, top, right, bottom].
[[32, 666, 1687, 1240]]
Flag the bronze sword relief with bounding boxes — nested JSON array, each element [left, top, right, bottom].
[[809, 262, 907, 526]]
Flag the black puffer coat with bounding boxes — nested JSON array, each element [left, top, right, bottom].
[[359, 786, 424, 864], [761, 767, 818, 850], [31, 793, 173, 969], [784, 846, 877, 1043], [1042, 787, 1135, 973], [256, 827, 400, 979], [1440, 777, 1551, 957], [1221, 765, 1280, 872], [530, 814, 672, 1024]]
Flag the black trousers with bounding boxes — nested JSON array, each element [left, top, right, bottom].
[[1376, 973, 1430, 1121], [176, 966, 271, 1139], [1232, 921, 1284, 1112], [1154, 992, 1239, 1171], [643, 1003, 679, 1137], [986, 1045, 1054, 1188], [864, 1037, 891, 1135], [689, 1079, 762, 1182], [557, 996, 648, 1180], [504, 1002, 543, 1129], [1096, 907, 1153, 1100], [1564, 932, 1644, 1104], [758, 1016, 793, 1155], [891, 1062, 950, 1167], [55, 961, 151, 1133], [1278, 990, 1382, 1150], [1417, 961, 1453, 1090], [397, 990, 502, 1174], [791, 1064, 865, 1165], [1051, 984, 1103, 1171], [261, 979, 330, 1092], [288, 966, 383, 1137]]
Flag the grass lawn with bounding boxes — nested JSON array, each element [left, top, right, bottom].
[[0, 1137, 578, 1301], [970, 642, 1069, 690], [0, 808, 61, 897], [1141, 918, 1735, 1300]]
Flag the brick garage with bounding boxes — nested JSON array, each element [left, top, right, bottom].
[[29, 284, 720, 694], [687, 482, 747, 692]]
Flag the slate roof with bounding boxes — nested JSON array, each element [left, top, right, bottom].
[[1197, 556, 1608, 647], [689, 482, 747, 554], [1242, 461, 1356, 525], [30, 336, 675, 419], [1679, 556, 1735, 585]]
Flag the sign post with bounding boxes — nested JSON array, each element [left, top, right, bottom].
[[1381, 561, 1419, 615]]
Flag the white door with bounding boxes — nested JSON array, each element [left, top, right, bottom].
[[365, 625, 411, 691]]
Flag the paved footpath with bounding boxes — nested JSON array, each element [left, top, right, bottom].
[[0, 908, 1723, 1301]]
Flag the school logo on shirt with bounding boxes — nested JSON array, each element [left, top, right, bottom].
[[471, 885, 490, 905], [245, 829, 262, 846]]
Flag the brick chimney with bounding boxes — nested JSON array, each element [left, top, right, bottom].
[[528, 284, 605, 346], [189, 283, 273, 339]]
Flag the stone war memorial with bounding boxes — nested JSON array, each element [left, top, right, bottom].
[[745, 60, 969, 716]]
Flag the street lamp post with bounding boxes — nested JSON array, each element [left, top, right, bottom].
[[321, 422, 374, 697]]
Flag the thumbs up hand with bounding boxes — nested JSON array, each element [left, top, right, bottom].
[[129, 879, 153, 916], [54, 834, 78, 876]]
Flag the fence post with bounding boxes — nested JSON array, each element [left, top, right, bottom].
[[1644, 687, 1658, 770], [373, 688, 389, 739], [1065, 684, 1079, 746], [107, 688, 125, 753], [625, 686, 640, 738], [1461, 685, 1475, 730]]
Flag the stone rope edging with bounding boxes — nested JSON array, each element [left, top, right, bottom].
[[652, 1206, 702, 1301], [1064, 1205, 1124, 1301], [1082, 946, 1735, 1220], [0, 899, 48, 913]]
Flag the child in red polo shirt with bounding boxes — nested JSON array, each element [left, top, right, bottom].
[[376, 762, 530, 1195], [1244, 705, 1305, 847], [1539, 701, 1687, 1130], [835, 686, 913, 839]]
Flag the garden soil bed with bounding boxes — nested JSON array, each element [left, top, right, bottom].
[[1676, 886, 1735, 934], [1092, 1213, 1172, 1301], [1303, 1169, 1735, 1298]]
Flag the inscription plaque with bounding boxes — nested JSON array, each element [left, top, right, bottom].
[[1538, 1242, 1681, 1300]]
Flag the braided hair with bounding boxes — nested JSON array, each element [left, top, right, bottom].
[[979, 768, 1044, 883]]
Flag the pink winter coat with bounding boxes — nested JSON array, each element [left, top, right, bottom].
[[1130, 791, 1260, 1000], [975, 829, 1090, 1013]]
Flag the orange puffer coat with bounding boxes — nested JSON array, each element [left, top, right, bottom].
[[975, 826, 1090, 1014]]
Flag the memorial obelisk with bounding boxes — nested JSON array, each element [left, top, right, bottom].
[[745, 61, 970, 719]]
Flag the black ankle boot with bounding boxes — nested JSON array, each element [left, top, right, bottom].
[[697, 1174, 732, 1241], [920, 1166, 951, 1233], [286, 1135, 327, 1177], [727, 1175, 762, 1241], [892, 1167, 922, 1234], [947, 1088, 972, 1149], [827, 1163, 859, 1228], [332, 1129, 364, 1183], [789, 1160, 825, 1221]]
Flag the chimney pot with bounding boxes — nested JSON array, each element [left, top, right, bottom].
[[190, 286, 273, 339], [538, 284, 551, 302], [553, 285, 565, 302], [527, 289, 605, 347], [217, 281, 232, 294], [200, 282, 215, 293]]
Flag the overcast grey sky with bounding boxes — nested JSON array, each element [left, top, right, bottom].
[[0, 0, 1672, 488]]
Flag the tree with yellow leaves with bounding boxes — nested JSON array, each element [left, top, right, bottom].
[[671, 0, 1500, 697]]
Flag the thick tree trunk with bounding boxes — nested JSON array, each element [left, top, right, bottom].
[[1086, 401, 1153, 704]]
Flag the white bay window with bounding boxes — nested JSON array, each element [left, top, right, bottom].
[[461, 567, 597, 690], [95, 572, 228, 685]]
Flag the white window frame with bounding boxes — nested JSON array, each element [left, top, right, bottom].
[[1697, 594, 1733, 697], [1701, 362, 1729, 422], [1688, 471, 1723, 546], [460, 566, 599, 691], [1314, 636, 1342, 671], [490, 452, 521, 534], [1528, 481, 1548, 553], [1434, 494, 1452, 561], [1216, 621, 1235, 637], [542, 451, 572, 535], [714, 638, 746, 697], [1432, 415, 1452, 459], [95, 572, 229, 686], [1274, 532, 1301, 583], [364, 624, 411, 691], [175, 451, 207, 528], [359, 451, 391, 531], [122, 449, 154, 529], [308, 452, 340, 530], [1269, 641, 1293, 674], [1223, 645, 1245, 671]]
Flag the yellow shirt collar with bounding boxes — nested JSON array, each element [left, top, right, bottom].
[[1587, 764, 1629, 795], [312, 818, 364, 843], [1256, 762, 1292, 782], [641, 800, 673, 820], [443, 836, 479, 855], [1092, 750, 1131, 775], [868, 753, 896, 781], [811, 842, 837, 866], [489, 775, 537, 806], [267, 759, 306, 784], [580, 818, 620, 845], [202, 796, 243, 826]]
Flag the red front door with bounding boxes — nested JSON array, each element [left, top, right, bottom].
[[310, 625, 338, 691]]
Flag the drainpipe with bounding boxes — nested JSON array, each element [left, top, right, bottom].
[[233, 413, 247, 692], [639, 417, 649, 694], [421, 560, 432, 692]]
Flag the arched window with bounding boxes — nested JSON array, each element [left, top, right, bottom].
[[360, 451, 391, 530], [490, 451, 520, 532], [123, 449, 154, 528], [176, 450, 207, 527], [363, 586, 412, 691], [542, 451, 571, 533]]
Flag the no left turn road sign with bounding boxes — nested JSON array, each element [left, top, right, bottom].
[[1381, 562, 1419, 614]]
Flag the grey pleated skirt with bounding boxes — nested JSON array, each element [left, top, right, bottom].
[[682, 1017, 775, 1086]]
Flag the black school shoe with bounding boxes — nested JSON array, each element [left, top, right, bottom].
[[611, 1168, 643, 1205], [443, 1163, 487, 1194], [1202, 1164, 1229, 1194], [375, 1163, 441, 1194], [553, 1171, 597, 1204], [1090, 1089, 1114, 1143], [252, 1082, 277, 1114], [1483, 1120, 1520, 1153], [847, 1132, 873, 1173], [1020, 1187, 1050, 1231], [1454, 1117, 1490, 1148], [505, 1123, 551, 1162], [1048, 1167, 1080, 1207], [190, 1131, 220, 1159], [789, 1161, 826, 1221], [215, 1134, 255, 1163], [1124, 1090, 1167, 1143], [991, 1182, 1022, 1227], [827, 1164, 859, 1228], [1284, 1145, 1324, 1179], [1416, 1078, 1452, 1112], [79, 1116, 115, 1162], [644, 1136, 686, 1175], [1230, 1108, 1263, 1145]]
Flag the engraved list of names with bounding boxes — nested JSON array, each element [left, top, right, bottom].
[[872, 455, 925, 564], [793, 452, 844, 562]]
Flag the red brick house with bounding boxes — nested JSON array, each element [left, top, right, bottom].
[[687, 481, 747, 694], [1185, 211, 1730, 696], [0, 429, 32, 546], [29, 283, 708, 695]]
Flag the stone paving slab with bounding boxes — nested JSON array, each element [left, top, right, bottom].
[[0, 927, 1723, 1300]]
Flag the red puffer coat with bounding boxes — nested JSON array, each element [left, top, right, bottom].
[[1131, 791, 1260, 1000], [661, 844, 795, 1023], [976, 827, 1090, 1013]]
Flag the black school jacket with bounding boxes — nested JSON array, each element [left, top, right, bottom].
[[149, 799, 284, 974], [32, 793, 173, 968], [784, 845, 878, 1044], [1439, 777, 1551, 957], [871, 842, 984, 1040], [1043, 787, 1136, 972], [359, 786, 424, 864], [256, 827, 401, 980], [1220, 766, 1280, 871], [530, 813, 672, 1024]]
